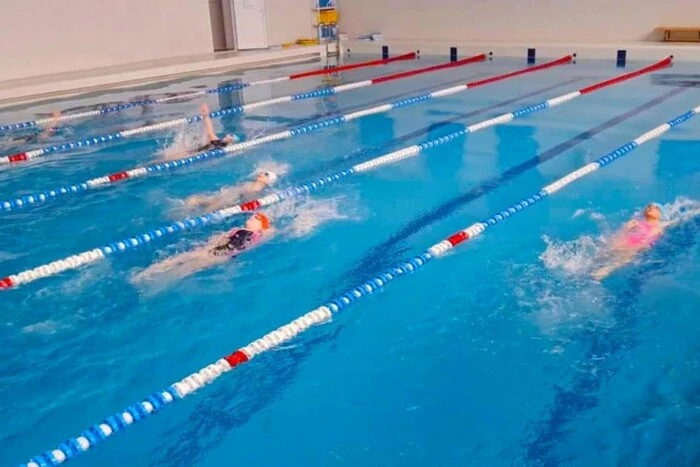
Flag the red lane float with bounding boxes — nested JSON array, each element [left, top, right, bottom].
[[289, 52, 417, 80]]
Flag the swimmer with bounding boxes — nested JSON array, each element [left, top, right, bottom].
[[184, 170, 279, 212], [7, 111, 61, 146], [133, 212, 273, 282], [159, 103, 238, 161], [196, 103, 238, 151], [592, 203, 668, 280]]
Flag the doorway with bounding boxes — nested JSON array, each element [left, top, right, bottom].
[[231, 0, 269, 50]]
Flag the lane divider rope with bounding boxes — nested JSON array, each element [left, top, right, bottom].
[[0, 56, 671, 290], [1, 55, 575, 212], [0, 54, 482, 166], [21, 102, 700, 467], [0, 53, 417, 133]]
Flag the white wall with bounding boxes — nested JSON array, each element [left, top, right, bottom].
[[338, 0, 700, 43], [0, 0, 213, 81], [265, 0, 315, 46]]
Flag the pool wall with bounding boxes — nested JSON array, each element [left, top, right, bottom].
[[339, 0, 700, 44]]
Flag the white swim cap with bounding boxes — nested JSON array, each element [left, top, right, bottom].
[[260, 170, 278, 185]]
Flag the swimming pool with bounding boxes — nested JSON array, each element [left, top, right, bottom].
[[1, 53, 699, 466]]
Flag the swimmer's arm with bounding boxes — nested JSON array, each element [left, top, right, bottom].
[[185, 193, 214, 208], [39, 111, 61, 140], [190, 185, 246, 211], [185, 182, 240, 207], [200, 103, 218, 142], [218, 185, 245, 202], [591, 251, 636, 281]]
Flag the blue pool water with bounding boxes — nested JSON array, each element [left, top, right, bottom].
[[1, 54, 699, 466]]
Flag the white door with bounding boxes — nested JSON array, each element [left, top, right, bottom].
[[232, 0, 268, 50]]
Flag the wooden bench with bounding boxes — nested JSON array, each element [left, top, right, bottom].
[[656, 26, 700, 42]]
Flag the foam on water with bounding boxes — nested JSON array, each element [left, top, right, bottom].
[[572, 208, 606, 222], [512, 263, 610, 337], [265, 194, 360, 239], [540, 234, 601, 276], [21, 320, 64, 335], [156, 125, 207, 161], [572, 208, 587, 219], [661, 196, 700, 224]]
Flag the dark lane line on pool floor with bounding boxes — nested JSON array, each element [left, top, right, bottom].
[[524, 216, 700, 466], [294, 77, 586, 180], [346, 85, 690, 280]]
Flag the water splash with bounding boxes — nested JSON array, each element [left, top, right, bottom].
[[572, 208, 587, 219], [156, 126, 206, 161], [661, 196, 700, 224], [265, 195, 359, 239], [540, 197, 700, 279], [540, 234, 601, 277], [512, 262, 610, 337]]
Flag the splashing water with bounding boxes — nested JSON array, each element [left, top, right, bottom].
[[156, 125, 206, 161], [511, 260, 610, 337], [572, 208, 605, 222], [661, 196, 700, 224], [572, 208, 587, 219], [287, 197, 355, 238], [541, 197, 700, 278], [263, 194, 360, 239], [540, 234, 601, 276]]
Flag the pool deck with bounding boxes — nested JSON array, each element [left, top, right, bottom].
[[0, 45, 334, 109], [346, 39, 700, 62]]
